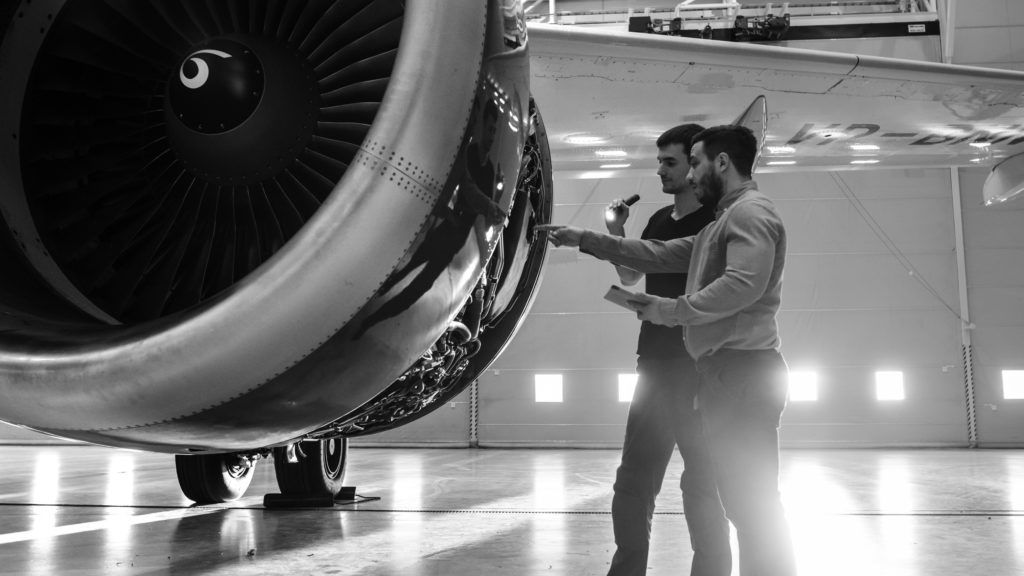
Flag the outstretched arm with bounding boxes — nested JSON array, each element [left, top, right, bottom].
[[535, 224, 694, 273]]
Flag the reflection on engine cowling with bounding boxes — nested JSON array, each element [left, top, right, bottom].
[[322, 96, 551, 439]]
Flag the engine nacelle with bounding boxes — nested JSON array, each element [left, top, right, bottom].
[[0, 0, 551, 452]]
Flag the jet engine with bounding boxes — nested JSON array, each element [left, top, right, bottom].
[[0, 0, 551, 501]]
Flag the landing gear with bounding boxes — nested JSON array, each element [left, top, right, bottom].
[[175, 452, 257, 504], [272, 438, 349, 497]]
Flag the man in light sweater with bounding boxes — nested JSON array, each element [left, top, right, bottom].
[[537, 125, 796, 576]]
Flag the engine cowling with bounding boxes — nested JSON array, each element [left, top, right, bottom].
[[0, 0, 550, 452]]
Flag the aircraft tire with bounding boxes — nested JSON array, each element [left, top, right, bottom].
[[175, 453, 256, 504], [272, 438, 348, 497]]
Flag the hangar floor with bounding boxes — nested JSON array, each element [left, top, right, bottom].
[[0, 445, 1021, 575]]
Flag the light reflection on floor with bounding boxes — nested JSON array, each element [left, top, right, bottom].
[[876, 456, 918, 573], [102, 452, 135, 569], [0, 446, 1022, 575], [1006, 456, 1024, 569], [532, 452, 566, 510], [531, 453, 568, 573], [28, 451, 58, 576], [782, 459, 873, 576], [389, 452, 425, 570]]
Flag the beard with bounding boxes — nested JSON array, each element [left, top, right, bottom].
[[696, 171, 724, 210]]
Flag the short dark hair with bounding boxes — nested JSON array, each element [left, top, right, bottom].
[[656, 123, 705, 158], [692, 125, 758, 177]]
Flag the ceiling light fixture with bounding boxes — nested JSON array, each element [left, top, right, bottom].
[[564, 134, 606, 145]]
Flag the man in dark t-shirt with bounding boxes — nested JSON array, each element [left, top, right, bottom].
[[603, 124, 730, 576]]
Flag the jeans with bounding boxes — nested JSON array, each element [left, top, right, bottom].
[[608, 355, 731, 576], [696, 348, 796, 576]]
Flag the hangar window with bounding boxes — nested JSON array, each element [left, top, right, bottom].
[[618, 373, 638, 402], [788, 370, 819, 402], [534, 374, 564, 403], [1003, 370, 1024, 400], [876, 371, 905, 401]]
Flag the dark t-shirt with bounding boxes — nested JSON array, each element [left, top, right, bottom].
[[636, 203, 716, 357]]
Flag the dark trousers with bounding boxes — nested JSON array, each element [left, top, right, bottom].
[[608, 355, 731, 576], [696, 348, 796, 576]]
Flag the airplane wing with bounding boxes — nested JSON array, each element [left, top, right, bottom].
[[528, 22, 1024, 200]]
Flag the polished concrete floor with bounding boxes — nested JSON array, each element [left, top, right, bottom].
[[0, 445, 1021, 575]]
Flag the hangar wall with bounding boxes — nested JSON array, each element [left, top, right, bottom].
[[951, 0, 1024, 70]]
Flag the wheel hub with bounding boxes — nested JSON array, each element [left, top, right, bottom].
[[169, 39, 264, 134], [164, 34, 320, 186]]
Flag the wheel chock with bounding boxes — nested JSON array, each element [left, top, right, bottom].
[[334, 486, 357, 501], [263, 487, 368, 508], [262, 492, 337, 508]]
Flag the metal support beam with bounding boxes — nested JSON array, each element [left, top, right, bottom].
[[469, 380, 480, 447], [941, 0, 956, 63], [951, 167, 978, 447]]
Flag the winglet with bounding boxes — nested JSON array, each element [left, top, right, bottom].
[[732, 95, 767, 172]]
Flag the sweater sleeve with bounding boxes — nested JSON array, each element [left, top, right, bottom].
[[579, 230, 694, 274]]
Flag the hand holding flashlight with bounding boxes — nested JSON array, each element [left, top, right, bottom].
[[605, 194, 640, 230]]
